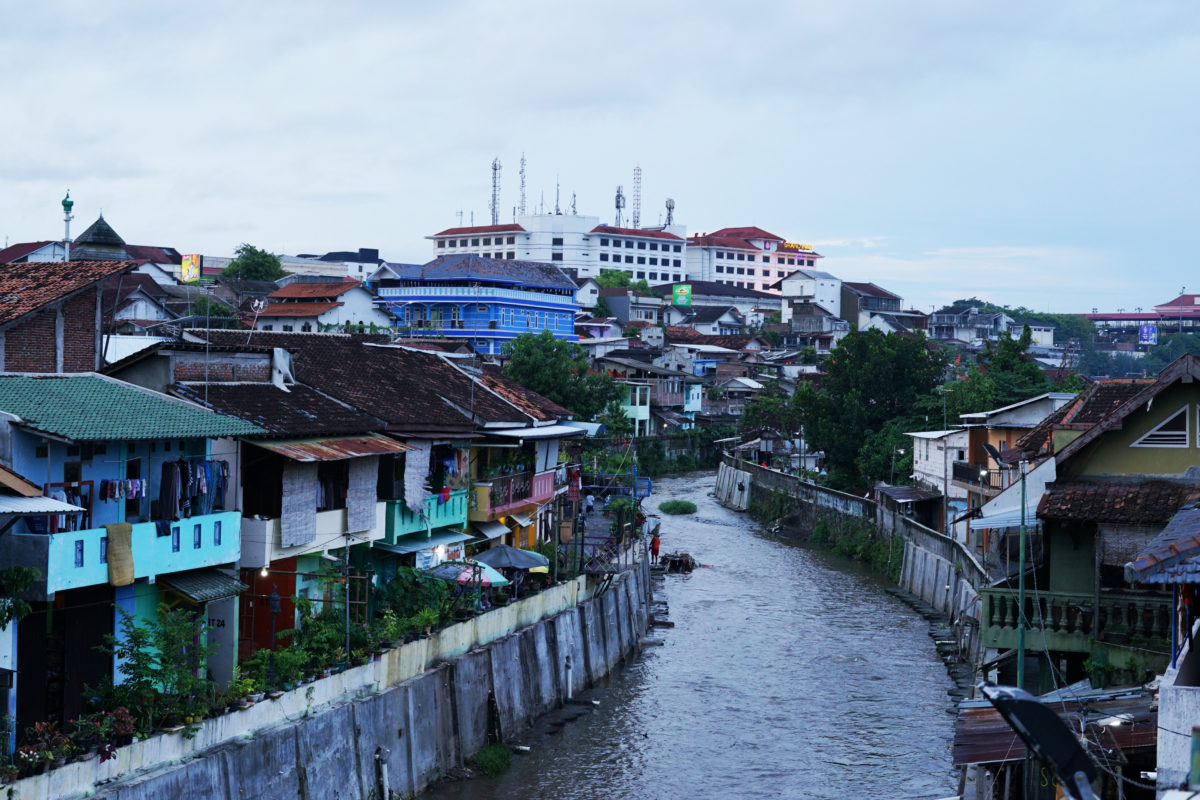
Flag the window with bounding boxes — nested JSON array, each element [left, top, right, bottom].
[[649, 257, 658, 266], [624, 240, 634, 248], [171, 526, 181, 553], [437, 240, 446, 248], [507, 236, 515, 244], [35, 445, 47, 458], [777, 257, 784, 264], [194, 524, 202, 550], [737, 253, 745, 261], [625, 255, 633, 264], [673, 259, 680, 267], [637, 242, 646, 250], [100, 536, 108, 563], [747, 269, 756, 276], [600, 238, 609, 246], [507, 251, 515, 259], [74, 539, 84, 567], [552, 237, 564, 246], [214, 520, 222, 546], [551, 253, 564, 261], [806, 259, 814, 266], [736, 281, 744, 288], [716, 265, 724, 273], [637, 256, 646, 265], [736, 268, 744, 275], [636, 271, 645, 279], [777, 271, 786, 277], [471, 238, 480, 246], [650, 243, 658, 251], [600, 253, 609, 262], [483, 237, 492, 245], [1132, 406, 1189, 447], [717, 251, 725, 259], [674, 274, 681, 281], [649, 272, 658, 280], [301, 322, 312, 332], [674, 245, 681, 252], [262, 324, 273, 331]]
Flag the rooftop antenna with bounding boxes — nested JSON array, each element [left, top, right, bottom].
[[470, 211, 474, 226], [570, 192, 577, 215], [456, 209, 463, 226], [614, 185, 625, 228], [489, 158, 501, 225], [61, 190, 74, 261], [512, 206, 517, 223], [518, 153, 527, 215], [540, 191, 545, 215], [632, 166, 642, 228], [554, 176, 560, 214], [665, 197, 675, 226]]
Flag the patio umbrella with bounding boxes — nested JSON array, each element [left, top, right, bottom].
[[473, 543, 549, 571], [426, 560, 510, 587]]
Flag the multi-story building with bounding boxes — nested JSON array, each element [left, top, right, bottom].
[[426, 213, 688, 282], [687, 227, 822, 294], [369, 254, 579, 354]]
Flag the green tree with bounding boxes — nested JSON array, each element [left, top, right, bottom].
[[188, 294, 235, 318], [502, 330, 620, 419], [595, 269, 631, 289], [0, 566, 39, 629], [597, 399, 634, 439], [739, 380, 799, 433], [221, 243, 285, 281], [976, 326, 1050, 407], [797, 329, 945, 489]]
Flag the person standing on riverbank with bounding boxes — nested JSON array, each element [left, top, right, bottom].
[[650, 532, 661, 564]]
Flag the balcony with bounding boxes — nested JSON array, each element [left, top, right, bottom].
[[951, 460, 1013, 492], [240, 502, 387, 568], [471, 469, 555, 520], [649, 380, 685, 407], [0, 511, 242, 599], [385, 490, 469, 542], [980, 587, 1171, 670]]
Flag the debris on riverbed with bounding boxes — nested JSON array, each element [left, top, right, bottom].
[[659, 551, 699, 573]]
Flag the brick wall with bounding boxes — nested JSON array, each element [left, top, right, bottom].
[[175, 356, 271, 383], [62, 291, 98, 372], [4, 309, 57, 372]]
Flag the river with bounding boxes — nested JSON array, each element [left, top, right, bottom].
[[426, 472, 958, 800]]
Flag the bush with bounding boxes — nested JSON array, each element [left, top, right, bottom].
[[658, 500, 696, 515], [470, 744, 512, 777]]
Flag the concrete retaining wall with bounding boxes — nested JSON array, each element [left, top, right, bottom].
[[14, 557, 650, 800]]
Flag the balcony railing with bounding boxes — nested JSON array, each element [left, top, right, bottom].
[[981, 587, 1171, 667], [240, 503, 387, 568], [951, 460, 1013, 491], [386, 490, 469, 542], [0, 511, 242, 598], [472, 469, 556, 519]]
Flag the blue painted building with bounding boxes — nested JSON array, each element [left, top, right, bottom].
[[369, 254, 579, 354], [0, 373, 264, 729]]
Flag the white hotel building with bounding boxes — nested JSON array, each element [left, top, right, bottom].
[[427, 216, 820, 294]]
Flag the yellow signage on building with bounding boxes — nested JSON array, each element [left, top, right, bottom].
[[181, 254, 201, 282], [781, 242, 814, 253]]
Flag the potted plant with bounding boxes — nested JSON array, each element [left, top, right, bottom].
[[414, 607, 439, 636], [29, 721, 69, 769]]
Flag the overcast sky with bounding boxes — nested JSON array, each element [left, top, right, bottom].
[[2, 1, 1196, 313]]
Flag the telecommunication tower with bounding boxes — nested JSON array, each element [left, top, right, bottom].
[[489, 158, 501, 226], [518, 153, 527, 215], [632, 166, 642, 228], [614, 186, 625, 228], [665, 197, 675, 226]]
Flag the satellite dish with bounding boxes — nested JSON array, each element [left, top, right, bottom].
[[250, 298, 267, 314]]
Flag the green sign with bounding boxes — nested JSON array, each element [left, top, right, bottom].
[[672, 284, 692, 306]]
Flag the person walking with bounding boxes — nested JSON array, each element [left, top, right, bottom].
[[586, 493, 595, 514], [650, 532, 661, 565]]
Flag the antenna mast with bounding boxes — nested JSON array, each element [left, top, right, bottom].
[[570, 193, 577, 215], [518, 153, 527, 215], [555, 176, 560, 214], [632, 166, 642, 228], [614, 185, 625, 228], [489, 158, 501, 226], [665, 197, 675, 226]]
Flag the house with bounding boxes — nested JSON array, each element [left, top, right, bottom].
[[254, 279, 391, 332], [665, 305, 745, 336], [774, 269, 842, 322], [705, 376, 764, 417], [69, 215, 184, 281], [212, 278, 280, 314], [370, 254, 579, 355], [651, 279, 782, 324], [785, 300, 850, 353], [574, 276, 601, 310], [905, 429, 969, 536], [1007, 317, 1056, 348], [0, 373, 263, 730], [291, 247, 383, 280], [0, 259, 136, 373], [575, 316, 623, 339], [977, 356, 1200, 698], [100, 273, 175, 334], [930, 304, 1015, 344], [598, 356, 702, 429], [597, 287, 662, 326]]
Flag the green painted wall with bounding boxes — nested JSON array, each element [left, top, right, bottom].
[[1068, 384, 1200, 478], [1047, 525, 1095, 594]]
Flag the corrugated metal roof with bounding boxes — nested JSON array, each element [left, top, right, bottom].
[[160, 569, 247, 604], [250, 434, 412, 462], [953, 689, 1156, 765], [0, 495, 86, 514], [1128, 504, 1200, 583], [474, 521, 509, 540], [489, 425, 585, 440], [374, 529, 473, 555]]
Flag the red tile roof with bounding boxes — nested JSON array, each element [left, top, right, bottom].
[[590, 226, 683, 241], [1038, 479, 1199, 525], [123, 244, 182, 264], [258, 301, 343, 318], [707, 226, 784, 242], [431, 224, 526, 237], [1153, 294, 1200, 313], [0, 241, 54, 264], [268, 282, 359, 299], [843, 281, 900, 300], [0, 260, 136, 327], [687, 235, 760, 251]]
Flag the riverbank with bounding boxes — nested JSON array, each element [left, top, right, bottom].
[[9, 553, 650, 800]]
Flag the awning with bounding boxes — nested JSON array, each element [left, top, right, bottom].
[[374, 529, 474, 555], [974, 504, 1041, 530], [562, 421, 605, 436], [160, 569, 247, 604], [249, 434, 413, 462], [488, 425, 585, 440], [473, 521, 510, 540], [0, 495, 86, 515], [508, 512, 533, 528]]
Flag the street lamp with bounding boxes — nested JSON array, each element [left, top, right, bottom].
[[890, 447, 906, 485], [267, 586, 281, 691]]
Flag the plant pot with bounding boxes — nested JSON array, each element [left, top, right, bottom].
[[51, 756, 66, 769]]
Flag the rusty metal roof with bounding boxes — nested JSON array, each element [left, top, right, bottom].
[[953, 688, 1156, 765], [249, 433, 412, 462], [1128, 503, 1200, 583]]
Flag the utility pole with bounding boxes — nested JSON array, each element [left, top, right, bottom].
[[344, 533, 352, 663], [1017, 459, 1028, 691]]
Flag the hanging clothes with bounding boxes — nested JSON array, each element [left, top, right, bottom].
[[159, 461, 181, 521]]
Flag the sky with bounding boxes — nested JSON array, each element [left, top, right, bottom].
[[1, 0, 1197, 314]]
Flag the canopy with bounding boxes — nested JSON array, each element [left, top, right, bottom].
[[508, 512, 533, 528], [0, 495, 86, 515], [489, 425, 585, 440], [474, 543, 549, 571], [473, 521, 510, 540], [250, 434, 412, 462], [160, 569, 247, 604], [374, 529, 473, 555], [975, 504, 1041, 530]]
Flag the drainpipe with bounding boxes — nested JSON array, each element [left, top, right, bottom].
[[565, 654, 573, 700]]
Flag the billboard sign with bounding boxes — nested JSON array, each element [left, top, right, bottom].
[[181, 254, 201, 283], [672, 284, 692, 306], [1138, 324, 1158, 346]]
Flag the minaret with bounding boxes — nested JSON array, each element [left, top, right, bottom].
[[62, 191, 74, 261]]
